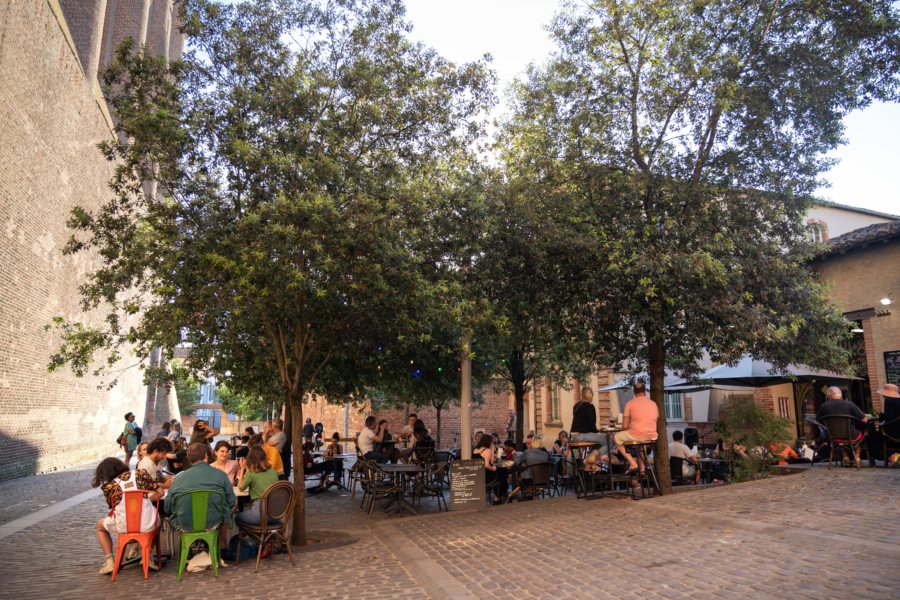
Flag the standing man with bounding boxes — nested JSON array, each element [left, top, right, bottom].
[[817, 386, 868, 463], [266, 418, 290, 480], [302, 418, 315, 445], [358, 416, 388, 462], [614, 382, 659, 474], [121, 412, 139, 465]]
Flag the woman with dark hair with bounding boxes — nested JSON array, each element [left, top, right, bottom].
[[314, 422, 324, 450], [473, 434, 508, 504], [410, 420, 435, 463], [189, 419, 218, 445], [212, 441, 239, 484], [156, 421, 171, 439], [235, 446, 278, 526], [92, 457, 157, 575]]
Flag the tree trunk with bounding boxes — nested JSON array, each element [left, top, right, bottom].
[[435, 405, 442, 448], [648, 332, 672, 495], [281, 392, 293, 480], [289, 395, 306, 546], [514, 385, 526, 451], [508, 348, 528, 451]]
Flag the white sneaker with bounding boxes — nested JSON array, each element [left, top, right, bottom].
[[98, 556, 115, 575]]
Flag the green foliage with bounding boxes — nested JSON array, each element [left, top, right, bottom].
[[501, 0, 900, 489], [218, 384, 270, 421], [48, 0, 494, 543], [171, 364, 199, 417], [714, 395, 794, 480]]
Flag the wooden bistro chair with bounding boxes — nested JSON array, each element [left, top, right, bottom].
[[235, 481, 296, 573], [820, 415, 869, 468], [110, 490, 163, 581], [170, 489, 226, 580]]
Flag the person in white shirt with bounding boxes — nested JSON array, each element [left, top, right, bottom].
[[358, 415, 389, 463], [136, 437, 173, 490], [668, 430, 699, 484], [266, 418, 287, 453]]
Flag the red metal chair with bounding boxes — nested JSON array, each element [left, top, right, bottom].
[[110, 490, 163, 581]]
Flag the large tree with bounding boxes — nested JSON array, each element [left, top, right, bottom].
[[49, 0, 492, 543], [503, 0, 900, 492]]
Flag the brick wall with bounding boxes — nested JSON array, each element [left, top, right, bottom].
[[294, 386, 512, 450], [0, 0, 185, 480], [814, 239, 900, 413]]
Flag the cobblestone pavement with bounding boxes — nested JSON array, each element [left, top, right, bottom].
[[0, 462, 98, 524], [0, 466, 897, 599]]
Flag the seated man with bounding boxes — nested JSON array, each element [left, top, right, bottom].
[[409, 420, 436, 463], [165, 443, 236, 534], [513, 435, 550, 495], [137, 437, 174, 491], [614, 382, 659, 473], [868, 383, 900, 464], [668, 430, 699, 483], [357, 415, 389, 463], [816, 385, 868, 463]]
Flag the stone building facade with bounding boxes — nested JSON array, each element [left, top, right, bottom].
[[0, 0, 183, 480]]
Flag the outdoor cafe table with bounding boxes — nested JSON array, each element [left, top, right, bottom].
[[378, 463, 424, 515], [697, 457, 730, 483]]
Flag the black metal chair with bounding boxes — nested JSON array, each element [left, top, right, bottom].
[[820, 415, 869, 468], [414, 460, 449, 512], [519, 461, 553, 500], [876, 416, 900, 467], [670, 457, 690, 486]]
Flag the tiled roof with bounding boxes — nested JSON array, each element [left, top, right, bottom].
[[814, 200, 900, 220], [820, 220, 900, 256]]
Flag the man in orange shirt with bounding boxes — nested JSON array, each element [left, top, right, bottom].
[[614, 382, 659, 473]]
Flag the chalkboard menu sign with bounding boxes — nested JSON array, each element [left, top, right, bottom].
[[885, 350, 900, 385], [450, 460, 485, 511]]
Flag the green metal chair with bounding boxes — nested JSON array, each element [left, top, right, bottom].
[[170, 489, 226, 580]]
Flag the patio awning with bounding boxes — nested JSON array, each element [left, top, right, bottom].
[[663, 355, 855, 390]]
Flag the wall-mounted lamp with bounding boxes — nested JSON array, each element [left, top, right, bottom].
[[881, 297, 892, 306], [851, 327, 864, 334]]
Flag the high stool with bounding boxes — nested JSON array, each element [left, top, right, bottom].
[[569, 441, 604, 499], [621, 440, 660, 499]]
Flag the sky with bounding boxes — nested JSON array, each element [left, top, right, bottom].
[[404, 0, 900, 216]]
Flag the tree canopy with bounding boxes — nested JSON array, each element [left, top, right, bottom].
[[502, 0, 900, 492], [50, 0, 494, 542]]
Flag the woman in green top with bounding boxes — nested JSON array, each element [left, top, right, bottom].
[[235, 446, 278, 526], [121, 412, 138, 465]]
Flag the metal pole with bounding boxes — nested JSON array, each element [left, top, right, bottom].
[[344, 402, 349, 439], [460, 333, 472, 460]]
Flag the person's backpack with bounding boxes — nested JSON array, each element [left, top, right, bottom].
[[134, 425, 143, 443], [223, 534, 258, 561]]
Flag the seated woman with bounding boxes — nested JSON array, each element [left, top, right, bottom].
[[92, 457, 159, 575], [248, 433, 283, 478], [552, 431, 570, 456], [410, 420, 436, 464], [235, 446, 279, 526], [473, 434, 508, 504], [303, 442, 339, 492], [212, 440, 240, 484], [324, 432, 343, 457]]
